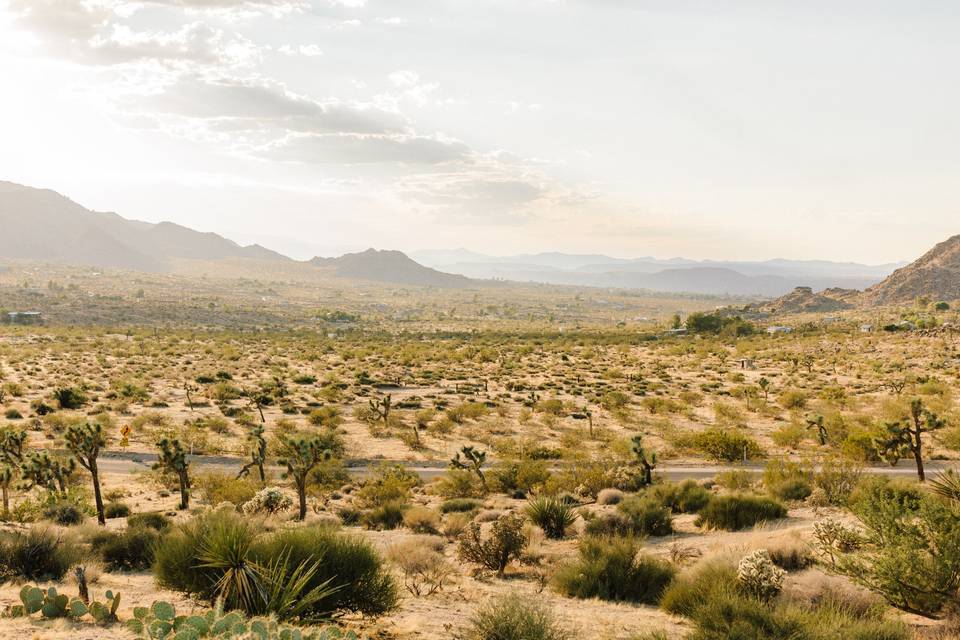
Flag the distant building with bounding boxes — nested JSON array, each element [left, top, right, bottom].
[[663, 328, 688, 337], [860, 324, 874, 333], [5, 311, 43, 325], [766, 325, 793, 335]]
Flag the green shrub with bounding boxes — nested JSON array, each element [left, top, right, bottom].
[[467, 592, 569, 640], [675, 429, 764, 462], [489, 459, 551, 496], [695, 495, 787, 531], [249, 524, 398, 617], [356, 463, 419, 507], [526, 496, 577, 539], [763, 460, 813, 501], [650, 480, 711, 514], [457, 513, 528, 577], [660, 560, 738, 618], [45, 501, 86, 526], [0, 528, 78, 581], [104, 502, 131, 518], [618, 495, 673, 536], [194, 471, 260, 506], [553, 536, 674, 604], [91, 527, 159, 571], [127, 511, 171, 531], [362, 500, 407, 530], [440, 498, 482, 513]]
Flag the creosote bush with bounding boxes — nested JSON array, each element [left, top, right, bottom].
[[695, 494, 787, 531], [467, 592, 569, 640], [553, 536, 675, 604], [0, 528, 79, 582]]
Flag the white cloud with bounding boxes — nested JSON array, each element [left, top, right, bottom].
[[260, 133, 472, 165]]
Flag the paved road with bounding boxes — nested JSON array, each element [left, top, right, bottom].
[[95, 450, 958, 482]]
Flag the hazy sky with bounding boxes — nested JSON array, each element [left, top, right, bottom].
[[1, 1, 957, 263]]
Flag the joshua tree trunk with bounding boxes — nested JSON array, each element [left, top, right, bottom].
[[296, 476, 307, 521], [91, 461, 105, 525], [178, 469, 190, 509]]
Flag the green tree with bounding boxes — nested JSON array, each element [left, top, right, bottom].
[[875, 399, 945, 481], [629, 435, 657, 486], [154, 438, 191, 509], [64, 422, 107, 525], [450, 446, 487, 491], [19, 450, 75, 494], [277, 434, 333, 520], [237, 424, 267, 482]]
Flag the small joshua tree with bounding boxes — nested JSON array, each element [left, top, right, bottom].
[[64, 422, 108, 525], [0, 427, 26, 465], [758, 377, 771, 402], [875, 398, 945, 481], [19, 450, 75, 495], [630, 435, 657, 486], [154, 438, 190, 509], [450, 445, 487, 491], [369, 394, 392, 427], [277, 433, 332, 520], [806, 414, 828, 445], [237, 424, 267, 482]]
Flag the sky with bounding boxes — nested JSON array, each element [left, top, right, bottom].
[[0, 0, 957, 263]]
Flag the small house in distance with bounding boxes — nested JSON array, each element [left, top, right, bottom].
[[4, 311, 43, 325], [766, 325, 793, 335]]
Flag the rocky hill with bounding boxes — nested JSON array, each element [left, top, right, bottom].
[[309, 249, 474, 288], [862, 235, 960, 305], [758, 286, 857, 314], [0, 181, 287, 271]]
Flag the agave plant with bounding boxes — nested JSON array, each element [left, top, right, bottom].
[[526, 495, 578, 539], [255, 548, 342, 622], [928, 469, 960, 503], [197, 519, 263, 613]]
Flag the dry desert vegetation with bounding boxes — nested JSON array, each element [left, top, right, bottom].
[[0, 265, 959, 640]]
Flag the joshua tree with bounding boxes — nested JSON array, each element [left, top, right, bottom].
[[0, 427, 26, 466], [369, 394, 392, 426], [237, 424, 267, 482], [0, 465, 13, 516], [630, 435, 657, 486], [20, 450, 75, 495], [244, 387, 270, 423], [64, 422, 108, 525], [758, 377, 771, 402], [875, 399, 945, 481], [450, 445, 487, 491], [277, 433, 333, 520], [806, 414, 828, 445], [184, 382, 197, 412], [154, 438, 191, 509]]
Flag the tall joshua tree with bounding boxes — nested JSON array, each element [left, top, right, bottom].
[[154, 438, 191, 509], [875, 398, 945, 482], [277, 433, 332, 521], [237, 424, 267, 482], [64, 422, 107, 525], [630, 435, 657, 486]]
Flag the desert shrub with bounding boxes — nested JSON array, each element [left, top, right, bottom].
[[618, 495, 673, 536], [241, 487, 293, 515], [356, 463, 418, 507], [435, 468, 484, 499], [337, 506, 361, 525], [104, 502, 131, 518], [195, 471, 260, 507], [778, 389, 808, 410], [387, 538, 453, 596], [650, 480, 711, 514], [440, 498, 482, 513], [249, 524, 398, 617], [675, 429, 764, 462], [736, 550, 785, 601], [763, 460, 814, 501], [660, 559, 739, 618], [553, 536, 674, 604], [363, 500, 407, 530], [489, 459, 551, 496], [695, 494, 787, 531], [153, 508, 258, 601], [403, 506, 441, 534], [596, 488, 624, 505], [765, 537, 815, 572], [0, 528, 79, 581], [45, 501, 86, 525], [714, 469, 757, 491], [90, 526, 159, 571], [467, 592, 569, 640], [812, 457, 863, 506], [126, 512, 170, 531], [771, 422, 807, 449], [526, 496, 577, 539], [457, 512, 528, 576], [829, 477, 960, 617]]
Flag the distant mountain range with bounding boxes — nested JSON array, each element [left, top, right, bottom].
[[411, 249, 903, 297], [3, 180, 956, 302], [0, 181, 286, 272]]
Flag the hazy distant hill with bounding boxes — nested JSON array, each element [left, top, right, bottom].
[[309, 249, 474, 288], [0, 181, 287, 271], [862, 235, 960, 305], [412, 249, 901, 297]]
